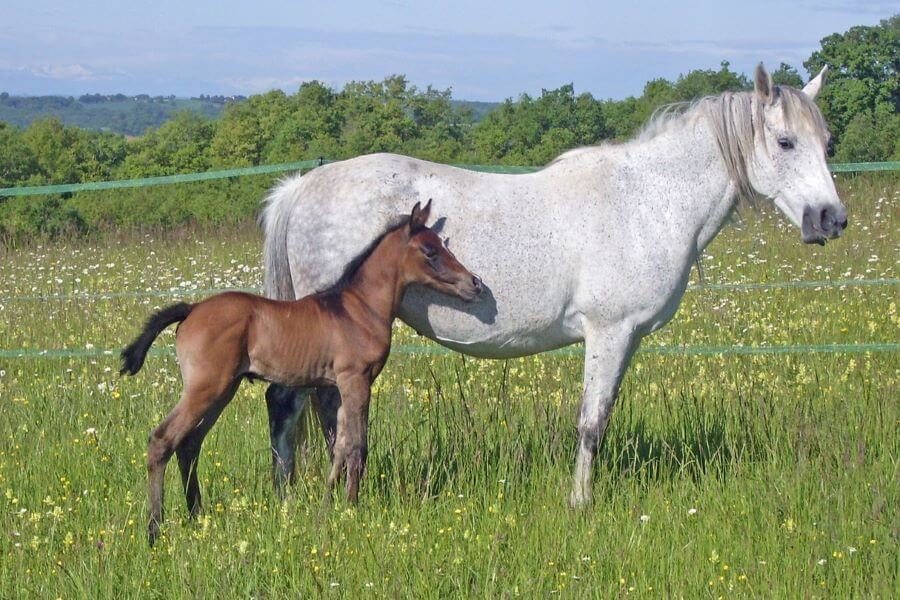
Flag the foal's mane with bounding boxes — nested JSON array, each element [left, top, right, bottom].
[[550, 85, 829, 199], [314, 215, 411, 299]]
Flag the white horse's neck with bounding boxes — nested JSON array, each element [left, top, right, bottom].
[[633, 114, 738, 253], [561, 112, 739, 256]]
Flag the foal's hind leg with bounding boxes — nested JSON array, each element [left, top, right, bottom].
[[175, 382, 238, 518], [148, 379, 237, 545]]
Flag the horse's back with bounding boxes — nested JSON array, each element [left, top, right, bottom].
[[283, 153, 548, 291]]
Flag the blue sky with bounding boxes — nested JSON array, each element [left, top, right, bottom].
[[1, 1, 895, 100]]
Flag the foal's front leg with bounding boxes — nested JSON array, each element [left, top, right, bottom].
[[326, 374, 371, 502]]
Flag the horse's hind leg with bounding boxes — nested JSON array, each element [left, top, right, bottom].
[[265, 384, 311, 495], [147, 379, 237, 545], [312, 386, 341, 461], [175, 381, 239, 518]]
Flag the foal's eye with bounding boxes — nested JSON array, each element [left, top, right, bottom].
[[777, 137, 795, 150], [422, 247, 438, 260]]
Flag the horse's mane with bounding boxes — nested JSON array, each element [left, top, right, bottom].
[[314, 215, 411, 299], [550, 86, 830, 199]]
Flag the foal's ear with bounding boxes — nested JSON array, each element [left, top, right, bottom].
[[754, 63, 775, 104], [409, 198, 432, 232]]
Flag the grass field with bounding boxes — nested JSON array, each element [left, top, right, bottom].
[[0, 174, 897, 597]]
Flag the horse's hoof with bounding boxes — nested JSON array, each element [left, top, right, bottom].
[[568, 490, 591, 508]]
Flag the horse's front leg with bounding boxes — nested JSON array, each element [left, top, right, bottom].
[[570, 325, 637, 507], [265, 384, 310, 495], [327, 375, 371, 503]]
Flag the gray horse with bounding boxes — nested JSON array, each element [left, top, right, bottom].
[[261, 64, 846, 505]]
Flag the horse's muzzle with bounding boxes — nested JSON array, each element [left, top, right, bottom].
[[802, 204, 848, 245]]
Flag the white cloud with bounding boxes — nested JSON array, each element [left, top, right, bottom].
[[29, 64, 98, 80]]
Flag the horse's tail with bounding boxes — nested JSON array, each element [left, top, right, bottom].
[[120, 303, 193, 376], [261, 176, 299, 301]]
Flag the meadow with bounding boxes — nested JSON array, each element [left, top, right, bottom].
[[0, 173, 896, 597]]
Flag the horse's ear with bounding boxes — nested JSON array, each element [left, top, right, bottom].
[[802, 65, 828, 100], [754, 63, 775, 104], [409, 199, 432, 232]]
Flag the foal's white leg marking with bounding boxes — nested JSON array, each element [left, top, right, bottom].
[[570, 325, 637, 507]]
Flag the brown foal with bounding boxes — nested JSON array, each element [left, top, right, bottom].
[[121, 200, 482, 544]]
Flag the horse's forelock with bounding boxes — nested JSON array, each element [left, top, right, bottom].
[[777, 86, 830, 145]]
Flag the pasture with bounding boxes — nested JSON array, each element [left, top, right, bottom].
[[0, 174, 896, 597]]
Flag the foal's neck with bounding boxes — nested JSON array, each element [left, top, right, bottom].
[[342, 233, 408, 326]]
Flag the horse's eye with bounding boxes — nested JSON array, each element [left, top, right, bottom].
[[422, 247, 438, 259], [777, 137, 795, 150]]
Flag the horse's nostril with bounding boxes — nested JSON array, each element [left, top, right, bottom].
[[472, 276, 483, 292], [840, 218, 848, 229], [820, 208, 834, 231]]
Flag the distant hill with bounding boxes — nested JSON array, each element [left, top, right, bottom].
[[0, 93, 243, 136], [450, 100, 500, 122], [0, 93, 501, 136]]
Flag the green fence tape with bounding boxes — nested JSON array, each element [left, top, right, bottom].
[[2, 278, 895, 303], [0, 287, 261, 302], [688, 278, 900, 291], [0, 159, 326, 198], [1, 342, 895, 361], [0, 160, 895, 198], [828, 161, 900, 173]]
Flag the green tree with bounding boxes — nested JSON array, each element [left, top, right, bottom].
[[673, 61, 751, 100], [0, 122, 40, 186], [266, 81, 343, 162], [123, 111, 214, 176], [771, 63, 804, 87], [833, 102, 900, 161], [337, 77, 418, 156], [210, 91, 291, 166], [472, 84, 607, 164], [804, 15, 899, 158], [20, 118, 83, 184]]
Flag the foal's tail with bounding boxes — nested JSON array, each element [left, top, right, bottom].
[[120, 303, 193, 376]]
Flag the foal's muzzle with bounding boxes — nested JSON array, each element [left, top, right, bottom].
[[459, 275, 483, 302], [801, 204, 848, 245]]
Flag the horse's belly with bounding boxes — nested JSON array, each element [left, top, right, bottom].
[[397, 287, 583, 359]]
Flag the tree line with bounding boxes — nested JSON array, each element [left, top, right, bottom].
[[0, 16, 896, 245]]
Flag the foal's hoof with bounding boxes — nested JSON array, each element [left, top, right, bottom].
[[148, 521, 161, 547]]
